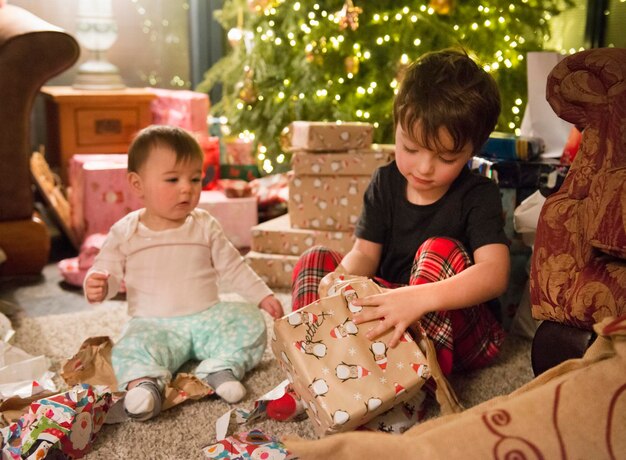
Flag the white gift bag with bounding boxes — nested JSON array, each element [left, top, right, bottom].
[[520, 52, 573, 159]]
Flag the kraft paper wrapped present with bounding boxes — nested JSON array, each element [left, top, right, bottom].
[[244, 251, 298, 289], [0, 384, 111, 459], [282, 121, 374, 152], [271, 277, 460, 436], [291, 145, 394, 176], [149, 88, 209, 134], [289, 175, 370, 231], [251, 214, 355, 257], [197, 191, 257, 248], [68, 154, 142, 243]]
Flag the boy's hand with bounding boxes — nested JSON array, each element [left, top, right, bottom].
[[259, 294, 284, 319], [351, 287, 427, 348], [85, 272, 109, 304]]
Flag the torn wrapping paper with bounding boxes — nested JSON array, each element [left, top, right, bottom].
[[0, 384, 111, 460], [271, 277, 459, 436], [61, 336, 215, 422], [214, 380, 305, 441], [202, 428, 295, 460], [0, 342, 56, 402]]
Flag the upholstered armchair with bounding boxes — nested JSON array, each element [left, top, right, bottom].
[[0, 5, 79, 275], [529, 47, 626, 374]]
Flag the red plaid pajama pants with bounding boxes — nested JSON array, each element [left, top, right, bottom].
[[291, 237, 505, 375]]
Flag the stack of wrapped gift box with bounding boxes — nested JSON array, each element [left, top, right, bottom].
[[245, 121, 395, 288]]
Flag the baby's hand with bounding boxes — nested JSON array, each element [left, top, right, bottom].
[[259, 294, 284, 319], [84, 272, 109, 304]]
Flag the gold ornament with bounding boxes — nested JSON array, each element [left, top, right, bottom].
[[336, 0, 362, 31], [247, 0, 271, 13], [429, 0, 455, 15], [238, 67, 257, 103], [344, 56, 359, 75]]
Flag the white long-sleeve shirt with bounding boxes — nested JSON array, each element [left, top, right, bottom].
[[85, 208, 272, 318]]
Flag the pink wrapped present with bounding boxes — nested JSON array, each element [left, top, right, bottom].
[[58, 233, 115, 288], [149, 88, 209, 134], [224, 136, 255, 165], [68, 154, 142, 243], [197, 191, 257, 248]]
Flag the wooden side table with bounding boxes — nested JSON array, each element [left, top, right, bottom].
[[40, 86, 156, 182]]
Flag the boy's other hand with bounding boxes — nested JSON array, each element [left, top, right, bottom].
[[259, 294, 284, 319], [85, 272, 109, 303]]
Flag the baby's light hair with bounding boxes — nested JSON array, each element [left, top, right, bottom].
[[128, 125, 204, 173]]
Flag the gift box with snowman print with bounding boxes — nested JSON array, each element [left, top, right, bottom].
[[270, 278, 438, 436]]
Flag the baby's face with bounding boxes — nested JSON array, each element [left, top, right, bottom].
[[136, 146, 203, 230]]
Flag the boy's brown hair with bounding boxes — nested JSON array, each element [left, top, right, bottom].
[[393, 48, 501, 154], [128, 125, 204, 173]]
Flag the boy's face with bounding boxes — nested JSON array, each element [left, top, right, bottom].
[[128, 145, 203, 230], [395, 122, 473, 205]]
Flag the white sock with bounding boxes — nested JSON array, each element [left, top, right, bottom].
[[124, 382, 161, 421], [215, 380, 247, 404]]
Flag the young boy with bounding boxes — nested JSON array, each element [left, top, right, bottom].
[[292, 49, 510, 376], [84, 125, 283, 421]]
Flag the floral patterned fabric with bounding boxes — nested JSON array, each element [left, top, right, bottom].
[[530, 48, 626, 329]]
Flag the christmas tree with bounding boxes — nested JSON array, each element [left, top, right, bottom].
[[198, 0, 573, 174]]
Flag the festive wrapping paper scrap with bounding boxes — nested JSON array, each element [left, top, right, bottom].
[[282, 121, 374, 152], [244, 251, 298, 289], [202, 428, 295, 460], [60, 337, 214, 423], [271, 278, 439, 436], [0, 384, 111, 460], [291, 146, 394, 176], [149, 88, 209, 134], [67, 154, 142, 244], [251, 214, 355, 257], [197, 190, 258, 248], [214, 380, 306, 442], [288, 174, 370, 231]]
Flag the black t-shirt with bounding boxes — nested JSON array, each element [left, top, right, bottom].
[[355, 161, 509, 285]]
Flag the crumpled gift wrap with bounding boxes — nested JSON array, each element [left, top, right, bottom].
[[202, 428, 295, 460], [271, 277, 459, 436], [0, 384, 111, 459], [61, 336, 215, 418]]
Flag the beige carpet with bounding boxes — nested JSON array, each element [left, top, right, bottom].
[[10, 292, 534, 459]]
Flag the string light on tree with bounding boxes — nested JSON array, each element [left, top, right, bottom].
[[199, 0, 575, 173]]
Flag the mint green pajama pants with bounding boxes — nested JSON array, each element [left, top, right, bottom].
[[111, 302, 266, 390]]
